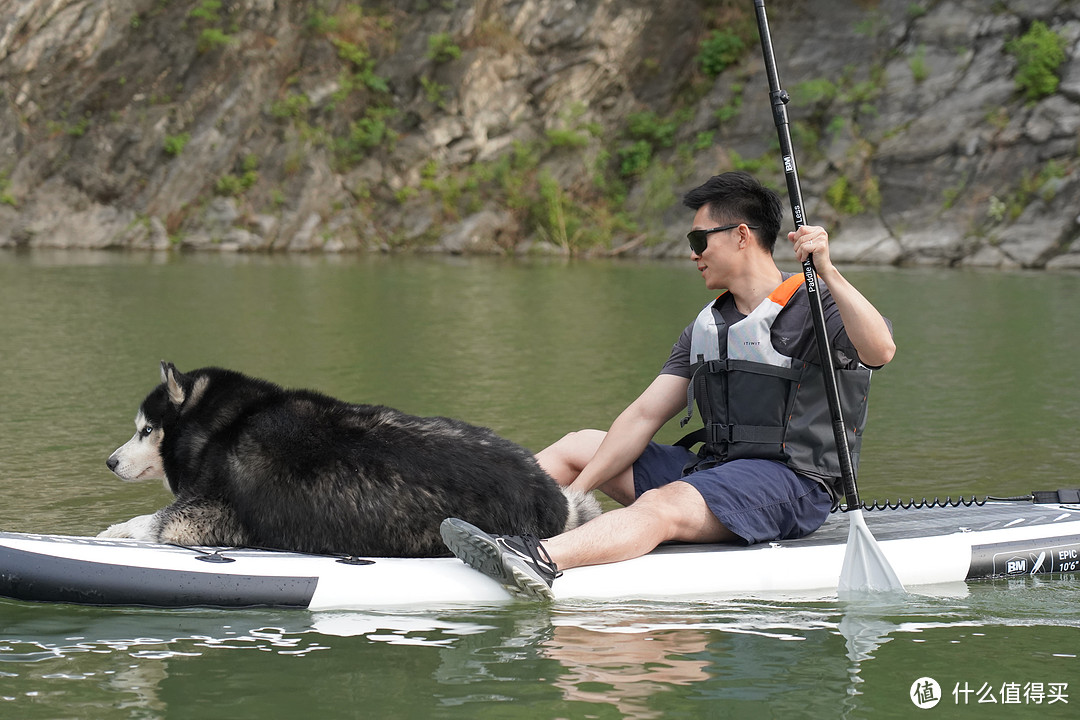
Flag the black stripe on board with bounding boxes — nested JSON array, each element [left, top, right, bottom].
[[968, 535, 1080, 580], [0, 544, 317, 608]]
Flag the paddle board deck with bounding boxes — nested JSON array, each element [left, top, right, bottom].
[[1, 501, 1078, 610]]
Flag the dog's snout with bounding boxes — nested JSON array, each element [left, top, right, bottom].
[[106, 455, 119, 472]]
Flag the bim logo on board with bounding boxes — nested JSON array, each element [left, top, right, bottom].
[[1005, 556, 1030, 574], [1003, 550, 1047, 575]]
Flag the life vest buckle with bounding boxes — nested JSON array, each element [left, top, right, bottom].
[[708, 423, 734, 444]]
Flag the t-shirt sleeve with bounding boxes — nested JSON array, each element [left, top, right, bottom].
[[660, 323, 694, 378]]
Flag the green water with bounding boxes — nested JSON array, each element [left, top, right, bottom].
[[1, 250, 1078, 718]]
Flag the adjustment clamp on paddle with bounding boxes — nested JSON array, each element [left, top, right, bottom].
[[768, 89, 790, 127]]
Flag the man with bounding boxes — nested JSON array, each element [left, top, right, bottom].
[[441, 171, 895, 600]]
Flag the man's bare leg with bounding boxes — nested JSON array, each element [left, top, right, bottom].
[[544, 480, 739, 570], [439, 480, 739, 600]]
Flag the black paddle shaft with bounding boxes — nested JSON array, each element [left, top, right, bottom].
[[753, 0, 860, 510]]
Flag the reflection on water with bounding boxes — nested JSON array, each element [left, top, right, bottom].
[[1, 578, 1078, 718], [544, 624, 711, 719]]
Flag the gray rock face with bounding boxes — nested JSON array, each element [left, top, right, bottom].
[[1, 0, 1077, 268]]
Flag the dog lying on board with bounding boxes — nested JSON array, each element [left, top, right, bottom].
[[101, 362, 599, 557]]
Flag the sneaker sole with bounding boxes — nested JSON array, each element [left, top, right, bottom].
[[440, 519, 555, 601]]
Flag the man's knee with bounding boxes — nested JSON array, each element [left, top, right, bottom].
[[536, 429, 606, 484], [634, 482, 735, 543], [542, 429, 605, 465], [634, 483, 695, 520], [561, 429, 606, 452]]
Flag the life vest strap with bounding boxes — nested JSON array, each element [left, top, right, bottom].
[[680, 357, 803, 428], [708, 423, 786, 446]]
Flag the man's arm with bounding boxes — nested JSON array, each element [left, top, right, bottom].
[[567, 373, 690, 495], [789, 225, 896, 368]]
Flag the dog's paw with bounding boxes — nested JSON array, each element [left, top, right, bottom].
[[96, 525, 128, 539], [97, 514, 159, 541], [562, 488, 603, 530]]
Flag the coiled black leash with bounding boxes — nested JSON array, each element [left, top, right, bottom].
[[859, 488, 1080, 511]]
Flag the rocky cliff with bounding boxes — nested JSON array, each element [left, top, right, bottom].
[[1, 0, 1078, 268]]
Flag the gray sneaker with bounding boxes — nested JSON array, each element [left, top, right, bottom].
[[440, 518, 560, 601]]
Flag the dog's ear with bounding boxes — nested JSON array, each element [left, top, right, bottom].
[[160, 361, 187, 406], [159, 361, 176, 384]]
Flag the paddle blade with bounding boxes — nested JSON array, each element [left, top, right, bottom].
[[838, 509, 906, 597]]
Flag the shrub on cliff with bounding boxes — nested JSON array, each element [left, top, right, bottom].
[[697, 29, 746, 77], [1006, 21, 1067, 102]]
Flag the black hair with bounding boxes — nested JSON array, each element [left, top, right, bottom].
[[682, 171, 784, 254]]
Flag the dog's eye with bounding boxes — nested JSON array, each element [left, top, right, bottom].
[[141, 425, 154, 436]]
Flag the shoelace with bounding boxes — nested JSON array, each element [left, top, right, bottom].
[[502, 535, 563, 579]]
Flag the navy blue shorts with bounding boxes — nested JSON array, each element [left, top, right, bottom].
[[632, 442, 832, 545]]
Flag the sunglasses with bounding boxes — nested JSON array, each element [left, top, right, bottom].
[[686, 223, 760, 255]]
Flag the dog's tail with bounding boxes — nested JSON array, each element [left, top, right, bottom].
[[560, 488, 602, 531]]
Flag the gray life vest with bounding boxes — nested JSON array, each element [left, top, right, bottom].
[[680, 274, 873, 501]]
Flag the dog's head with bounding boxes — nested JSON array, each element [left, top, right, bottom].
[[106, 361, 209, 490]]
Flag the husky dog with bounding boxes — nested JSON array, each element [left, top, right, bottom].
[[102, 362, 600, 556]]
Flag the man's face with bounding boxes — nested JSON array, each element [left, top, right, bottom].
[[689, 206, 738, 290]]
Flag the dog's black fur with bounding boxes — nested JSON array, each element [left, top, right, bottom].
[[101, 362, 599, 556]]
